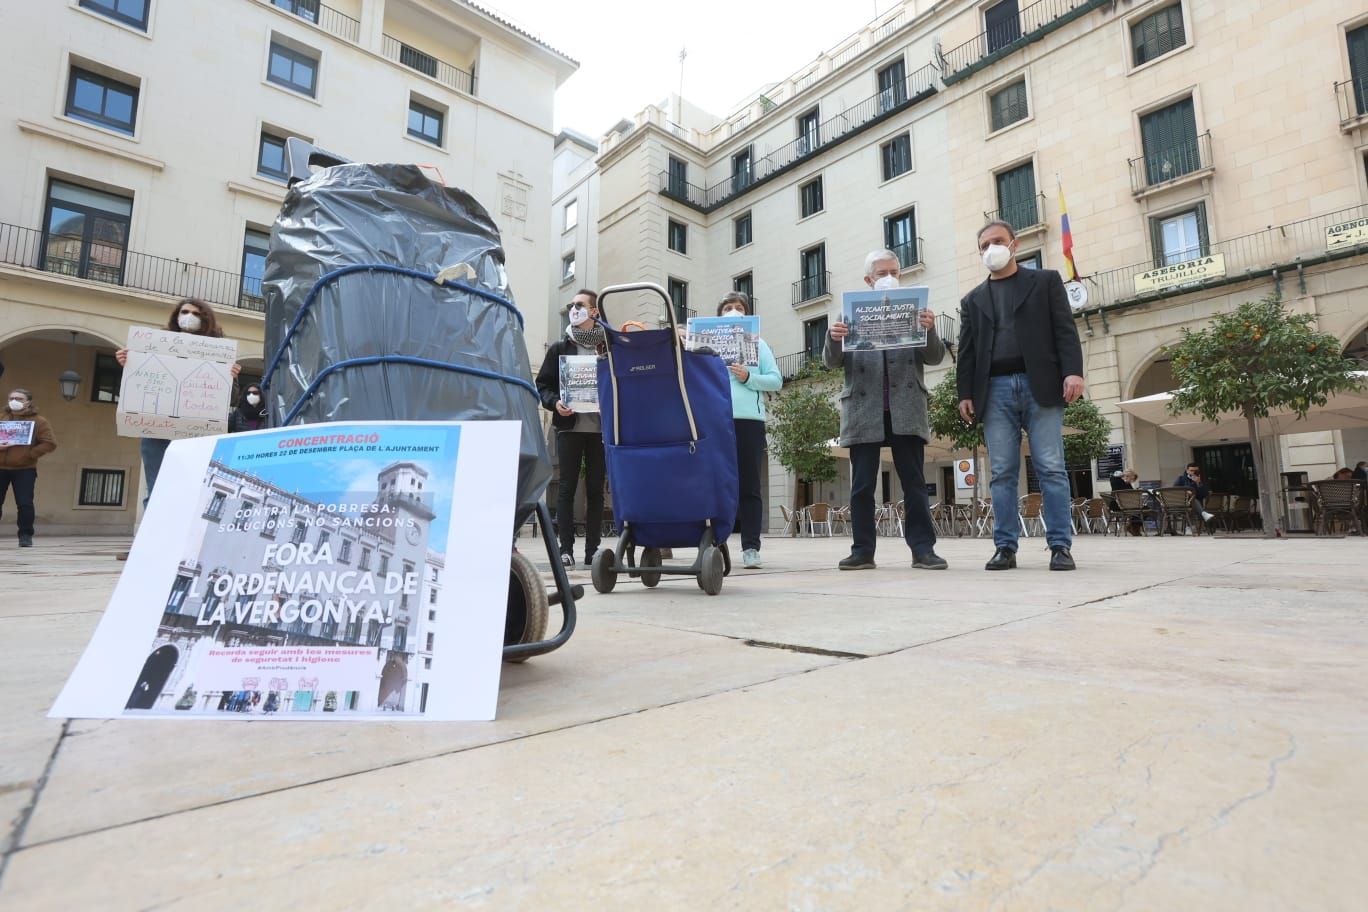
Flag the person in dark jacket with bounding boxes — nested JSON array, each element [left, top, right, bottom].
[[534, 289, 606, 568], [0, 388, 58, 547], [1173, 462, 1216, 528], [957, 220, 1085, 571], [229, 384, 267, 433]]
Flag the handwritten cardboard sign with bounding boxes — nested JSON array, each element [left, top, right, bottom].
[[116, 327, 237, 440]]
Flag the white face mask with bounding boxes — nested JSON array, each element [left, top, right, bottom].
[[567, 305, 591, 327], [245, 394, 261, 405], [982, 244, 1012, 273], [8, 399, 25, 412], [872, 274, 899, 291], [720, 307, 746, 318], [178, 312, 203, 332]]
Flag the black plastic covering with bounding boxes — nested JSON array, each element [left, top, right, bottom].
[[261, 162, 550, 527]]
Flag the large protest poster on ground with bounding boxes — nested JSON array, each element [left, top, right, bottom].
[[51, 420, 521, 722], [840, 286, 929, 352], [685, 316, 760, 367], [116, 326, 237, 440]]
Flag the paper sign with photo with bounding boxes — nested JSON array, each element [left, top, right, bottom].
[[841, 287, 929, 352], [559, 355, 600, 413], [685, 316, 761, 367]]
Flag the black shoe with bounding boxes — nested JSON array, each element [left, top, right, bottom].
[[838, 553, 876, 570], [912, 550, 948, 570], [1049, 546, 1076, 571], [583, 550, 597, 567], [985, 547, 1016, 571], [18, 535, 33, 548]]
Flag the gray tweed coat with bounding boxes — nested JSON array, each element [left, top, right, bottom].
[[823, 329, 945, 446]]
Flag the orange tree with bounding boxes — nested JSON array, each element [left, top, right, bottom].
[[1165, 294, 1364, 535]]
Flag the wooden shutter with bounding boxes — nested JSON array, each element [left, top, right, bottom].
[[1350, 24, 1368, 115], [1140, 97, 1196, 184], [996, 164, 1036, 229], [1194, 201, 1210, 256]]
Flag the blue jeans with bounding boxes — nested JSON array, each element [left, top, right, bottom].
[[140, 437, 171, 507], [983, 374, 1072, 550]]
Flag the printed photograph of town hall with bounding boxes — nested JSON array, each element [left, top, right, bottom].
[[124, 425, 460, 717]]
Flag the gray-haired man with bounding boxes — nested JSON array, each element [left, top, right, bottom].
[[824, 249, 946, 570]]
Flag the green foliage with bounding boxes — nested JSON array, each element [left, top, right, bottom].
[[767, 362, 841, 483], [928, 373, 983, 451], [1165, 294, 1364, 421], [1062, 397, 1112, 466]]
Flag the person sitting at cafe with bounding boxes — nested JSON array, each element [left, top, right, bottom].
[[1109, 468, 1145, 535], [1331, 467, 1354, 481], [1173, 462, 1216, 528]]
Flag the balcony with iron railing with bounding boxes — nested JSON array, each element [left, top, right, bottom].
[[268, 0, 361, 44], [0, 222, 267, 314], [381, 34, 476, 95], [659, 64, 938, 212], [939, 0, 1110, 85], [1080, 203, 1368, 317], [890, 238, 924, 271], [1335, 76, 1368, 129], [792, 271, 831, 307], [983, 192, 1047, 234], [1128, 132, 1214, 195]]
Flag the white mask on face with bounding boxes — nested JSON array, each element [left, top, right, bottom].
[[8, 399, 25, 412], [872, 274, 900, 291], [245, 394, 261, 405], [720, 307, 746, 317], [178, 312, 203, 332], [982, 244, 1012, 273], [567, 305, 590, 327]]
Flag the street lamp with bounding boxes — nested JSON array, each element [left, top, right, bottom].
[[58, 331, 81, 401]]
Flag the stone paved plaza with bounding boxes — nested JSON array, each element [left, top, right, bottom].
[[2, 532, 1365, 910]]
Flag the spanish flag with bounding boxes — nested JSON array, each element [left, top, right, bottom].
[[1058, 183, 1079, 281]]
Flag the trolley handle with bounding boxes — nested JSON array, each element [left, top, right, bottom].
[[285, 137, 354, 186], [595, 282, 678, 333]]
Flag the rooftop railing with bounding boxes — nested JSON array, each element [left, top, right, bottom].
[[939, 0, 1110, 84], [658, 64, 937, 212], [381, 34, 476, 95]]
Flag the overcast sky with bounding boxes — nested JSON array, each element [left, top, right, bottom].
[[482, 0, 898, 137]]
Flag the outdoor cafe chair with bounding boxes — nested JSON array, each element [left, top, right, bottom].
[[806, 502, 833, 537], [1070, 496, 1090, 534], [1310, 480, 1365, 536], [1153, 486, 1202, 536], [1018, 493, 1045, 537], [1110, 489, 1157, 536], [778, 504, 803, 537], [1083, 497, 1111, 534], [831, 505, 851, 535]]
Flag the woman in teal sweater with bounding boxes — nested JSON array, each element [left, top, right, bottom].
[[716, 292, 783, 568]]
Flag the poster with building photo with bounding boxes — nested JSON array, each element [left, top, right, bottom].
[[685, 316, 760, 367], [0, 420, 34, 446], [116, 326, 237, 440], [50, 420, 521, 722], [559, 354, 599, 413], [840, 286, 929, 352]]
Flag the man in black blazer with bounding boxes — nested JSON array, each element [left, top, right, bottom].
[[956, 221, 1085, 571]]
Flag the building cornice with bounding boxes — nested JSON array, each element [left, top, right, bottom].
[[17, 120, 166, 171]]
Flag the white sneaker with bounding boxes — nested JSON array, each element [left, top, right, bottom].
[[560, 552, 573, 568], [1201, 511, 1215, 522], [741, 548, 763, 569]]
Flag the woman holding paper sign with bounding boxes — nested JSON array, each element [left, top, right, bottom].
[[0, 388, 58, 547], [115, 298, 241, 503], [716, 292, 782, 570]]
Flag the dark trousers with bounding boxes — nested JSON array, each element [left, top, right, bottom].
[[733, 419, 767, 552], [141, 437, 170, 506], [0, 468, 37, 538], [848, 412, 936, 558], [555, 430, 605, 558]]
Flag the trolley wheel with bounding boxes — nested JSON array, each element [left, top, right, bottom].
[[639, 547, 662, 588], [503, 551, 548, 663], [591, 548, 618, 593], [697, 545, 724, 596]]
